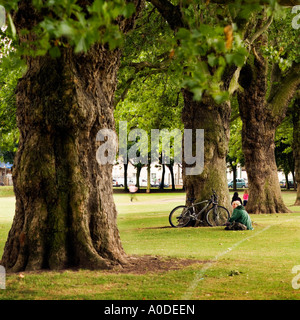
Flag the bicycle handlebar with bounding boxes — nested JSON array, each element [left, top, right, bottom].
[[188, 191, 218, 203]]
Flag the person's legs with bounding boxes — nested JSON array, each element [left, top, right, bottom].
[[225, 222, 247, 230]]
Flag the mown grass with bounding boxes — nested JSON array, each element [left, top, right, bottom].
[[0, 186, 14, 198], [0, 189, 299, 300]]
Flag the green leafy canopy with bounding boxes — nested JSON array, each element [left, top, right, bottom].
[[0, 0, 136, 57]]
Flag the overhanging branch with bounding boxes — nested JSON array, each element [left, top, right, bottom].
[[115, 53, 172, 106], [147, 0, 187, 31], [268, 63, 300, 123], [248, 14, 274, 46]]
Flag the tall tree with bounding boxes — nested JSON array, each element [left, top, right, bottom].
[[293, 97, 300, 205], [117, 0, 297, 218], [237, 10, 299, 213], [147, 0, 268, 214], [1, 0, 144, 272]]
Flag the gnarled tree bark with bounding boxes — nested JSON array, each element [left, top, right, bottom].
[[238, 46, 299, 213], [182, 90, 232, 222], [293, 98, 300, 205], [1, 0, 144, 272], [147, 0, 234, 216]]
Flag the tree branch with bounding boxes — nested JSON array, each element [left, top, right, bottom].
[[127, 60, 169, 70], [248, 14, 274, 46], [115, 52, 172, 106], [114, 77, 135, 107], [147, 0, 187, 31], [268, 62, 283, 100], [230, 112, 241, 123], [268, 63, 300, 123]]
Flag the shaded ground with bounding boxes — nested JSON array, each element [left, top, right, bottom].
[[4, 256, 210, 276], [109, 255, 210, 275]]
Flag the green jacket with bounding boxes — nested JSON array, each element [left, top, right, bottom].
[[229, 205, 253, 230]]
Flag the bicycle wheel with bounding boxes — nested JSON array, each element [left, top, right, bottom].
[[169, 205, 191, 228], [206, 205, 230, 226]]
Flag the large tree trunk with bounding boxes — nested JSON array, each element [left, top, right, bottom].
[[238, 7, 300, 214], [239, 110, 289, 213], [1, 1, 144, 272], [182, 90, 232, 222], [238, 57, 291, 214], [293, 98, 300, 205]]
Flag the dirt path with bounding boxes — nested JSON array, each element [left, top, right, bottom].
[[115, 196, 186, 206]]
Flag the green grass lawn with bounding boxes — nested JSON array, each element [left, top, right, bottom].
[[0, 186, 15, 198], [0, 187, 300, 300]]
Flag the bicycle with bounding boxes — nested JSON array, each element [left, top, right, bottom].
[[169, 190, 230, 228]]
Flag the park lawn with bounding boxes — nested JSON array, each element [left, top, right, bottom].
[[0, 189, 299, 300], [0, 187, 15, 198]]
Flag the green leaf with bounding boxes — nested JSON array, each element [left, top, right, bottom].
[[225, 53, 234, 64], [226, 51, 246, 67], [122, 3, 136, 18], [75, 36, 88, 53], [213, 91, 229, 104], [191, 88, 203, 101], [199, 24, 214, 37], [49, 46, 61, 58], [233, 53, 245, 67], [213, 39, 226, 53], [32, 0, 43, 10], [176, 28, 191, 40], [56, 21, 75, 38], [208, 53, 218, 67]]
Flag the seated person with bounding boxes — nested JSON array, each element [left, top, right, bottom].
[[231, 192, 242, 205], [225, 200, 253, 230]]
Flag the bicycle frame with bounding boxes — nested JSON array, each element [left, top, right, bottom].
[[188, 199, 211, 219], [187, 192, 218, 220], [169, 190, 230, 228]]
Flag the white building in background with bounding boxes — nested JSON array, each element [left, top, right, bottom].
[[226, 164, 248, 182], [112, 161, 183, 187], [0, 162, 13, 186], [226, 163, 295, 186], [114, 161, 294, 188]]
